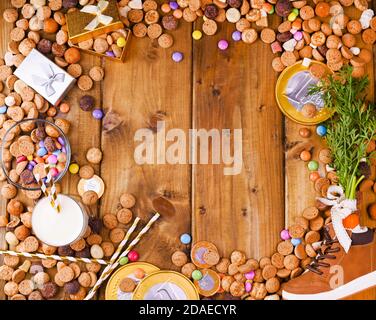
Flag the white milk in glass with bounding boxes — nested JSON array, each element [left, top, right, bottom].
[[32, 194, 88, 247]]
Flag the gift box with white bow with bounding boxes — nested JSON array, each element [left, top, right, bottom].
[[66, 0, 124, 44], [14, 49, 76, 106]]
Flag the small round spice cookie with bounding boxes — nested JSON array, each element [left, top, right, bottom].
[[89, 66, 105, 82], [235, 18, 251, 32], [78, 272, 91, 288], [93, 38, 109, 53], [120, 193, 136, 208], [0, 265, 14, 281], [203, 249, 220, 266], [58, 266, 75, 283], [28, 291, 43, 300], [241, 28, 258, 44], [277, 240, 294, 256], [119, 277, 136, 292], [283, 254, 300, 270], [86, 147, 102, 164], [259, 257, 272, 269], [230, 281, 245, 297], [78, 39, 94, 50], [143, 0, 158, 11], [305, 243, 317, 257], [265, 277, 280, 293], [202, 19, 218, 36], [288, 224, 305, 238], [262, 264, 277, 280], [133, 23, 147, 38], [78, 75, 93, 92], [309, 63, 327, 79], [70, 238, 86, 252], [67, 63, 82, 78], [295, 216, 309, 230], [281, 51, 297, 67], [23, 236, 39, 253], [215, 258, 230, 273], [103, 213, 118, 230], [294, 243, 307, 260], [18, 279, 34, 296], [171, 250, 188, 267], [226, 8, 241, 23], [311, 31, 326, 47], [79, 165, 95, 179], [299, 5, 315, 20], [110, 228, 125, 244], [128, 9, 144, 23], [116, 208, 133, 224], [181, 263, 196, 278], [69, 263, 81, 279], [277, 268, 291, 278], [90, 244, 104, 259], [86, 234, 102, 246], [305, 230, 321, 244], [302, 206, 319, 220], [101, 241, 115, 257], [362, 29, 376, 45], [147, 23, 163, 39], [230, 250, 246, 265], [144, 10, 159, 24], [158, 33, 174, 48], [4, 281, 18, 296], [260, 28, 276, 44], [271, 252, 285, 269], [182, 8, 197, 22], [4, 255, 20, 268], [82, 190, 98, 206], [272, 57, 285, 72]]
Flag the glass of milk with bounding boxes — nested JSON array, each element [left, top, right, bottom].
[[32, 194, 88, 247]]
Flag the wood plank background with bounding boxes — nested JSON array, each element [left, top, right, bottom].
[[0, 0, 375, 300]]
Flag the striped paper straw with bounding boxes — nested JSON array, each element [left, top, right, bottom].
[[0, 250, 109, 265], [84, 213, 160, 300], [45, 170, 61, 213]]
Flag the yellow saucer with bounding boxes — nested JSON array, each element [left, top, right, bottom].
[[132, 271, 200, 300], [105, 262, 160, 300], [275, 60, 333, 125]]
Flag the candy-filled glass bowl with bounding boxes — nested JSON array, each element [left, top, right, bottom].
[[0, 118, 71, 191]]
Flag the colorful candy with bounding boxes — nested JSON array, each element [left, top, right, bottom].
[[316, 125, 327, 136], [308, 160, 319, 171], [128, 250, 139, 262], [192, 30, 202, 40], [92, 109, 104, 120], [119, 257, 129, 265], [180, 233, 191, 244], [116, 37, 126, 48], [0, 106, 7, 114], [69, 163, 80, 174], [291, 238, 302, 246], [172, 51, 184, 62], [245, 281, 252, 292], [300, 150, 311, 161], [245, 271, 255, 280], [218, 39, 229, 50], [280, 229, 290, 240], [232, 31, 242, 42], [192, 270, 203, 281]]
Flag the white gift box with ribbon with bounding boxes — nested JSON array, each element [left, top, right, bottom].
[[14, 49, 76, 106]]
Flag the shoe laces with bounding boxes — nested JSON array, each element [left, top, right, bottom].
[[307, 228, 341, 275]]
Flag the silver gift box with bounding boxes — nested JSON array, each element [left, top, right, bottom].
[[14, 49, 76, 106]]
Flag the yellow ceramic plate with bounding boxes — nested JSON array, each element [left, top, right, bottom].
[[132, 271, 200, 300], [105, 262, 160, 300], [275, 60, 333, 125]]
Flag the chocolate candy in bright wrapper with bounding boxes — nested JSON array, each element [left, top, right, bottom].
[[132, 271, 199, 300], [194, 269, 221, 297]]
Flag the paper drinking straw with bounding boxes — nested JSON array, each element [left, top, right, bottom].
[[84, 213, 160, 300], [45, 170, 61, 213], [0, 250, 109, 265]]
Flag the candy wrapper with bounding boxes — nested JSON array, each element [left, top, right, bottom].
[[67, 0, 124, 44], [14, 49, 76, 106]]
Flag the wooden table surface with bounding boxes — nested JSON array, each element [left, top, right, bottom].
[[0, 0, 375, 300]]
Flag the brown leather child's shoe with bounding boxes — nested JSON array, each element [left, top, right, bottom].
[[282, 224, 376, 300]]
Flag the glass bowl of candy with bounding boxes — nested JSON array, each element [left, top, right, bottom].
[[0, 118, 71, 191]]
